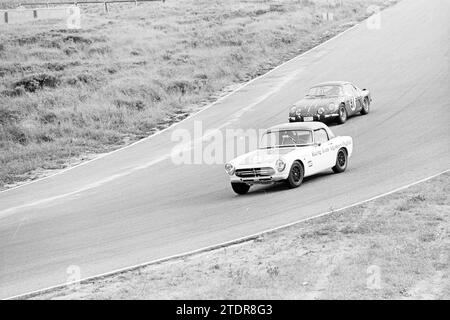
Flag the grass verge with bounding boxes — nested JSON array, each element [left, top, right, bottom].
[[0, 0, 397, 189], [28, 171, 449, 299]]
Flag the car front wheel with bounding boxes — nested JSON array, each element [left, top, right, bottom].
[[337, 104, 348, 124], [286, 161, 304, 188], [231, 182, 250, 195], [332, 148, 348, 173]]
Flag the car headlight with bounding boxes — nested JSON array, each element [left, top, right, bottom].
[[275, 159, 286, 172], [318, 107, 324, 115], [328, 103, 337, 111], [225, 163, 235, 175], [290, 106, 297, 114]]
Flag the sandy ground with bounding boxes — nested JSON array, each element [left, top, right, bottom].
[[29, 172, 449, 300]]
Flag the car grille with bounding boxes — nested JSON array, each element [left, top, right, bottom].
[[235, 167, 275, 178]]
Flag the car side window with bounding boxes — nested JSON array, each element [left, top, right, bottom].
[[343, 84, 353, 96], [314, 129, 329, 144]]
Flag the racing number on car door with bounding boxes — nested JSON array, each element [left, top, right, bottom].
[[344, 84, 356, 113], [352, 85, 364, 111]]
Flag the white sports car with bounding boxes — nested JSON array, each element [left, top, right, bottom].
[[224, 122, 353, 194]]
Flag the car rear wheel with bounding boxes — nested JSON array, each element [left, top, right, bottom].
[[286, 161, 304, 188], [231, 182, 250, 195], [332, 148, 348, 173], [337, 104, 348, 124], [360, 98, 370, 115]]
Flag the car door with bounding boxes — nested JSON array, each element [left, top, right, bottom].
[[351, 84, 364, 112], [342, 84, 357, 115], [312, 128, 334, 172]]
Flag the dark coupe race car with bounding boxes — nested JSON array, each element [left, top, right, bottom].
[[289, 81, 372, 124]]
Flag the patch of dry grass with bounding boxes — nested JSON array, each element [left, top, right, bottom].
[[29, 172, 449, 300], [0, 0, 395, 188]]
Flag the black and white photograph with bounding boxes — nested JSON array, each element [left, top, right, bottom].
[[0, 0, 448, 307]]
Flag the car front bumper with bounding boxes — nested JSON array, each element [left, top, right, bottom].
[[289, 113, 339, 122], [229, 168, 289, 185]]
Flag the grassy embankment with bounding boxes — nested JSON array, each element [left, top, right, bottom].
[[29, 172, 449, 299], [0, 0, 393, 188]]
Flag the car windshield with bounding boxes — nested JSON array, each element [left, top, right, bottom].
[[306, 85, 343, 97], [260, 130, 313, 148]]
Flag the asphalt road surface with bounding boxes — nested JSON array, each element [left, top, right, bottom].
[[1, 0, 449, 299]]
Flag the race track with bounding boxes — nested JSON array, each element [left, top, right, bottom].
[[1, 0, 449, 299]]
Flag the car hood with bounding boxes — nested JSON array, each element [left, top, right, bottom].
[[234, 148, 296, 166], [291, 97, 341, 115]]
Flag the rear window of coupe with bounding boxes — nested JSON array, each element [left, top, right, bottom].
[[307, 85, 343, 97]]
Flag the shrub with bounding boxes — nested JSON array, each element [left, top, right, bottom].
[[0, 107, 21, 125], [88, 45, 112, 56], [44, 62, 68, 71], [65, 72, 99, 86], [1, 86, 26, 97], [63, 35, 92, 45], [113, 99, 145, 111], [6, 125, 28, 145], [14, 73, 60, 92], [63, 46, 78, 56], [166, 79, 195, 95], [40, 111, 58, 124]]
